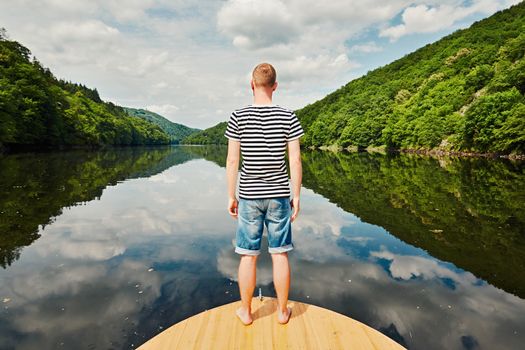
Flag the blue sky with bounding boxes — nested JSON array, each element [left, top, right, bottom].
[[0, 0, 520, 128]]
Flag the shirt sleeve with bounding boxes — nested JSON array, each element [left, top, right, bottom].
[[286, 112, 305, 141], [224, 112, 240, 141]]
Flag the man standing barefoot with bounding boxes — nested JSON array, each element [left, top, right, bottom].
[[225, 63, 304, 325]]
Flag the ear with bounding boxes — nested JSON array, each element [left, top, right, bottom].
[[272, 82, 278, 91], [250, 79, 255, 91]]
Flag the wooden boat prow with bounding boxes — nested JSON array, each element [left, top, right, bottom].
[[138, 297, 406, 349]]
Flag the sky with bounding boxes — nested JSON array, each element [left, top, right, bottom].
[[0, 0, 521, 129]]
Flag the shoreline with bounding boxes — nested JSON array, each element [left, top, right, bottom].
[[315, 144, 525, 160], [397, 148, 525, 160], [0, 142, 176, 155], [2, 142, 524, 160]]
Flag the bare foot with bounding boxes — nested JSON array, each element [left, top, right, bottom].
[[236, 307, 253, 326], [277, 306, 292, 324]]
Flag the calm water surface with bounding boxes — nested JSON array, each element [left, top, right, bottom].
[[0, 145, 524, 350]]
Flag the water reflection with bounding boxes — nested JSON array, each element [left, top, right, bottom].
[[0, 146, 196, 267], [298, 151, 525, 298], [0, 146, 524, 350], [1, 150, 235, 349], [217, 189, 525, 349]]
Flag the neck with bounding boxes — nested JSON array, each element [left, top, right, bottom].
[[252, 88, 273, 105]]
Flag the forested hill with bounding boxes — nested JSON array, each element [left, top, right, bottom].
[[0, 32, 170, 152], [124, 107, 200, 144], [296, 2, 525, 155], [181, 121, 228, 145]]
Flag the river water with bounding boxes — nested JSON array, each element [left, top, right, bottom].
[[0, 145, 524, 349]]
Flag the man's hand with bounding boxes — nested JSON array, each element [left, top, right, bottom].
[[290, 197, 300, 222], [228, 197, 238, 219]]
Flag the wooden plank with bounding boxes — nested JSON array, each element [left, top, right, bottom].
[[254, 298, 274, 350], [139, 317, 187, 350], [177, 308, 210, 349], [137, 297, 406, 350], [295, 302, 325, 350], [361, 323, 404, 350], [308, 304, 338, 349], [325, 309, 377, 350]]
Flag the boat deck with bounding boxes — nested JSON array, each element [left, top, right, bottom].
[[138, 297, 406, 349]]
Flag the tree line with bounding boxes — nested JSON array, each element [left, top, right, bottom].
[[0, 30, 170, 152]]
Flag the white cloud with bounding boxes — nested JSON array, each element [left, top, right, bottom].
[[217, 0, 298, 50], [42, 0, 98, 14], [371, 249, 477, 284], [0, 259, 162, 348], [48, 20, 119, 43], [145, 104, 180, 121], [31, 20, 121, 65], [104, 0, 156, 22], [379, 0, 515, 41], [216, 0, 390, 93], [350, 42, 383, 53], [148, 171, 181, 184], [116, 52, 171, 77], [273, 54, 360, 91]]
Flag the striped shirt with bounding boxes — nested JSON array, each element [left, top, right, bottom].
[[224, 105, 304, 200]]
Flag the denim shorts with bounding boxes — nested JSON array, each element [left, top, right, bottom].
[[235, 197, 294, 255]]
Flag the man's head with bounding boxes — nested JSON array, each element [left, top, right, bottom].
[[251, 63, 277, 91]]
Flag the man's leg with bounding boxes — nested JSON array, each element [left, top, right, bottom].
[[237, 254, 258, 325], [271, 252, 291, 324]]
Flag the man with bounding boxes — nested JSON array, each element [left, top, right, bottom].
[[224, 63, 304, 325]]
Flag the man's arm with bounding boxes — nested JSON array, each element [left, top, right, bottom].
[[287, 139, 302, 222], [226, 139, 240, 218]]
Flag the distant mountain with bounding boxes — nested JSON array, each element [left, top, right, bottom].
[[296, 2, 524, 155], [181, 121, 228, 145], [0, 32, 170, 152], [124, 107, 200, 144]]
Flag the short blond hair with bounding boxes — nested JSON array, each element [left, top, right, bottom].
[[252, 63, 276, 87]]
